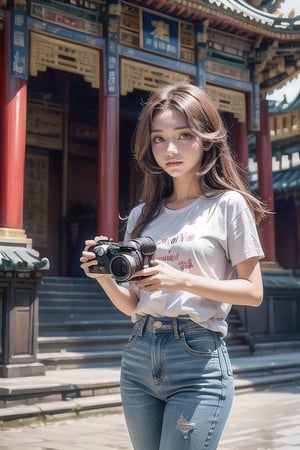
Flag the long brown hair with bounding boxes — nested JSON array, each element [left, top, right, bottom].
[[131, 82, 267, 237]]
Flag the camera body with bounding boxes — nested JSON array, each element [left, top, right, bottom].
[[88, 236, 156, 282]]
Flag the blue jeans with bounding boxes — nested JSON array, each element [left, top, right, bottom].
[[120, 316, 234, 450]]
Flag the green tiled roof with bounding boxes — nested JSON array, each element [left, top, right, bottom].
[[0, 246, 50, 272], [263, 272, 300, 291], [251, 167, 300, 193]]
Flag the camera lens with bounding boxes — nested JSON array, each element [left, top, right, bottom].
[[110, 254, 138, 282], [129, 237, 156, 255]]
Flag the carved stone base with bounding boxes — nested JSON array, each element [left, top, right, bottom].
[[0, 228, 32, 247], [260, 261, 291, 274], [0, 362, 45, 378]]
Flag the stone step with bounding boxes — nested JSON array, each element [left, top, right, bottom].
[[0, 394, 123, 427], [37, 350, 123, 369], [39, 327, 130, 339], [39, 293, 91, 301], [39, 318, 132, 333], [39, 276, 97, 286], [38, 278, 106, 296], [39, 298, 111, 311], [38, 334, 130, 353], [38, 335, 128, 355], [39, 308, 127, 321]]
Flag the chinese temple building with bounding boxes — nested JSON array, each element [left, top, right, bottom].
[[0, 0, 300, 367], [250, 90, 300, 270]]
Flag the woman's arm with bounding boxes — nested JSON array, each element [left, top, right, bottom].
[[130, 256, 263, 307], [95, 275, 139, 315]]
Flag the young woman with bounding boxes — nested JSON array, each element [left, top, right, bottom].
[[80, 82, 267, 450]]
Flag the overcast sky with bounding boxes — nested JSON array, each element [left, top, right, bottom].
[[280, 0, 300, 15]]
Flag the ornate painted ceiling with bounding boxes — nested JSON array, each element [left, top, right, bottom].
[[132, 0, 300, 94]]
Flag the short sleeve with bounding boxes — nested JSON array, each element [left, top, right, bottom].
[[226, 194, 264, 266]]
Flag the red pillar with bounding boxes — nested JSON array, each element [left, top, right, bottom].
[[232, 120, 249, 171], [0, 18, 28, 239], [98, 95, 119, 240], [255, 99, 276, 262]]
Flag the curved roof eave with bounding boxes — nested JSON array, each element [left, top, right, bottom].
[[262, 68, 300, 94], [269, 89, 300, 114], [133, 0, 300, 40], [266, 70, 300, 94]]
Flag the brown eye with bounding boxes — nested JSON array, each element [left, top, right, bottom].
[[180, 133, 193, 140], [152, 136, 164, 144]]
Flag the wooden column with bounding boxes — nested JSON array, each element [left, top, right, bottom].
[[0, 16, 29, 244], [98, 95, 120, 240], [232, 120, 249, 172], [97, 1, 120, 241], [0, 10, 47, 378], [255, 99, 276, 262]]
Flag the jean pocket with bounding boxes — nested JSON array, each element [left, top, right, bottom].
[[181, 329, 218, 357]]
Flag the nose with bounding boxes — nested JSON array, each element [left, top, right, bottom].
[[166, 140, 178, 155]]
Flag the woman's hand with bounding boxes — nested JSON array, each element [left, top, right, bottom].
[[80, 235, 139, 315], [80, 235, 112, 280], [130, 259, 182, 291]]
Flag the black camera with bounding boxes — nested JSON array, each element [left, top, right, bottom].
[[88, 236, 156, 282]]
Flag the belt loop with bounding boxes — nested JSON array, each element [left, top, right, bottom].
[[137, 315, 148, 337], [172, 318, 180, 340]]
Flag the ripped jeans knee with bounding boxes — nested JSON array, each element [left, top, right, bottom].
[[177, 415, 197, 439]]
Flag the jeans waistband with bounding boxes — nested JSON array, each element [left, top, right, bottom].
[[136, 315, 198, 340]]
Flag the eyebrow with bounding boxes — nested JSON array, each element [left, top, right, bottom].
[[150, 126, 191, 133]]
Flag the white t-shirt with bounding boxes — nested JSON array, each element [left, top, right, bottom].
[[123, 190, 264, 336]]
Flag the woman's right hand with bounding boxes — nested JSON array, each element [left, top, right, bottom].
[[80, 236, 139, 315], [80, 235, 112, 280]]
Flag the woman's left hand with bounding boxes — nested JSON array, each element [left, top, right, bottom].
[[130, 259, 182, 291]]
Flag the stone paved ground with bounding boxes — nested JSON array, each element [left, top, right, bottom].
[[0, 382, 299, 449]]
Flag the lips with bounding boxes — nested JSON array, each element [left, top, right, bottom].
[[166, 160, 183, 167]]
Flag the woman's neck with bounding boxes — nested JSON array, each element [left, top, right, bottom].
[[166, 181, 202, 210], [165, 196, 200, 210]]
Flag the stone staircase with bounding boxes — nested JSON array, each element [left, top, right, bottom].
[[37, 276, 132, 369], [37, 277, 253, 370]]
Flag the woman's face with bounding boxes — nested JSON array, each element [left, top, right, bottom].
[[150, 109, 204, 180]]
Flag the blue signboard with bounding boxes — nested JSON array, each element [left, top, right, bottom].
[[142, 11, 179, 59], [250, 66, 260, 131], [106, 30, 119, 96], [9, 2, 28, 79]]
